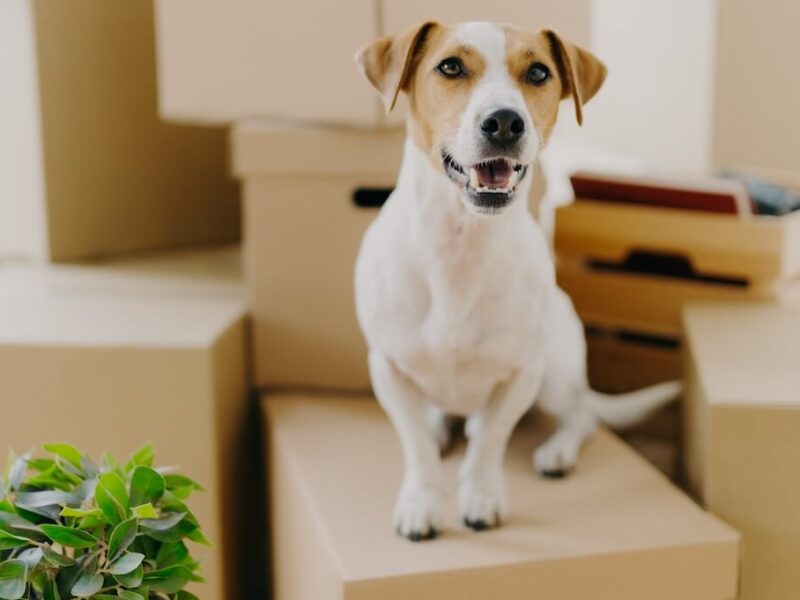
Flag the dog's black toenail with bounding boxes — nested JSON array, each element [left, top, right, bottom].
[[407, 528, 437, 542], [464, 518, 490, 531], [539, 468, 569, 479]]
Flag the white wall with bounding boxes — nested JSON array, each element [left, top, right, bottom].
[[0, 0, 48, 259], [552, 0, 719, 174]]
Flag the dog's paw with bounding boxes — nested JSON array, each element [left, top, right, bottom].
[[533, 433, 580, 478], [458, 478, 506, 531], [394, 485, 444, 541]]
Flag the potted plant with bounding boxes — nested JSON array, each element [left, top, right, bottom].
[[0, 444, 207, 599]]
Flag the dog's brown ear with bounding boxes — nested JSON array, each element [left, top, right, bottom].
[[355, 21, 437, 113], [543, 30, 607, 126]]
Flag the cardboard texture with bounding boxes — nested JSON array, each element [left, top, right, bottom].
[[264, 393, 740, 600], [153, 0, 589, 126], [234, 124, 547, 390], [586, 329, 681, 441], [683, 303, 800, 600], [0, 247, 248, 600], [555, 200, 800, 336], [2, 0, 240, 261]]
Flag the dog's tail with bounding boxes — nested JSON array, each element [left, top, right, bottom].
[[586, 381, 682, 430]]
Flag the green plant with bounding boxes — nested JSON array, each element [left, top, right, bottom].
[[0, 444, 208, 599]]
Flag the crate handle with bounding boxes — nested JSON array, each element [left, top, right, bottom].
[[353, 188, 393, 208], [587, 250, 748, 288]]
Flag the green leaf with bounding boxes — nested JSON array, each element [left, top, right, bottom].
[[0, 559, 26, 600], [129, 467, 164, 508], [117, 591, 145, 600], [7, 452, 30, 492], [131, 504, 157, 520], [16, 490, 80, 509], [126, 445, 154, 471], [40, 524, 98, 549], [16, 547, 43, 570], [141, 565, 192, 593], [108, 518, 138, 562], [155, 542, 189, 568], [70, 571, 103, 597], [176, 591, 200, 600], [109, 552, 144, 575], [42, 444, 83, 471], [95, 472, 129, 526], [187, 527, 211, 547], [113, 564, 143, 588], [43, 578, 60, 600], [42, 545, 75, 568], [140, 512, 185, 532], [0, 531, 28, 551], [59, 507, 102, 519], [163, 475, 205, 492], [0, 511, 45, 541]]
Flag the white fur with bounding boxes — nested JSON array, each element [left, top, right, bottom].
[[355, 23, 680, 539]]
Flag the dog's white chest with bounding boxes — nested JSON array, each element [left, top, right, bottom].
[[357, 201, 549, 416]]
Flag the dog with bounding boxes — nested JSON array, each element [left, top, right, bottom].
[[354, 21, 680, 541]]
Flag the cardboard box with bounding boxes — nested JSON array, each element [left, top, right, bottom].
[[264, 393, 740, 599], [585, 328, 681, 439], [683, 303, 800, 600], [555, 200, 800, 336], [234, 123, 547, 390], [0, 247, 248, 600], [153, 0, 589, 126], [0, 0, 239, 261]]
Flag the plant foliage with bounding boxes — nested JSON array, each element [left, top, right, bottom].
[[0, 444, 207, 599]]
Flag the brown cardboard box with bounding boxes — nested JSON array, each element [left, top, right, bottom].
[[264, 393, 740, 599], [153, 0, 589, 126], [0, 247, 248, 600], [585, 328, 682, 478], [234, 124, 405, 390], [234, 123, 547, 390], [0, 0, 239, 261], [555, 200, 800, 336], [683, 303, 800, 600]]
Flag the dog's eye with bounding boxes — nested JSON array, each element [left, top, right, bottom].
[[437, 58, 465, 78], [526, 62, 551, 85]]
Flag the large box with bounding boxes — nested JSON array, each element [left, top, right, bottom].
[[234, 123, 546, 390], [555, 199, 800, 336], [683, 303, 800, 600], [263, 393, 739, 599], [0, 247, 248, 600], [0, 0, 239, 261], [153, 0, 589, 126]]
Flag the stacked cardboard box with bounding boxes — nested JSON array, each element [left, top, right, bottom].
[[684, 303, 800, 600], [0, 247, 249, 599], [0, 0, 239, 261], [554, 195, 800, 478]]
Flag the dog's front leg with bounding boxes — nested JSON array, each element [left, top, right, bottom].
[[369, 351, 445, 541], [459, 362, 544, 530]]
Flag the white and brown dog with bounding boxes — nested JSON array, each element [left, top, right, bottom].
[[354, 21, 679, 541]]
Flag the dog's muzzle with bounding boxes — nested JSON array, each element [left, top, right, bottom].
[[442, 151, 528, 215]]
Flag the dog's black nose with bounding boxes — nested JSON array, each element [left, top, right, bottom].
[[480, 109, 525, 146]]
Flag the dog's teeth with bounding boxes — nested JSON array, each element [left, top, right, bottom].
[[470, 168, 480, 188]]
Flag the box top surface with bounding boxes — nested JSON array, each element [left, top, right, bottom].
[[265, 394, 739, 593], [0, 246, 244, 348], [685, 303, 800, 407], [231, 122, 406, 178]]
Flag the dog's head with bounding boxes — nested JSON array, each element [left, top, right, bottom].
[[356, 22, 606, 216]]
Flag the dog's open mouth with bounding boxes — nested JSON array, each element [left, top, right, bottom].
[[442, 151, 528, 213]]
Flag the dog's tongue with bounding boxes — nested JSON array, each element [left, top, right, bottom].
[[475, 159, 512, 188]]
